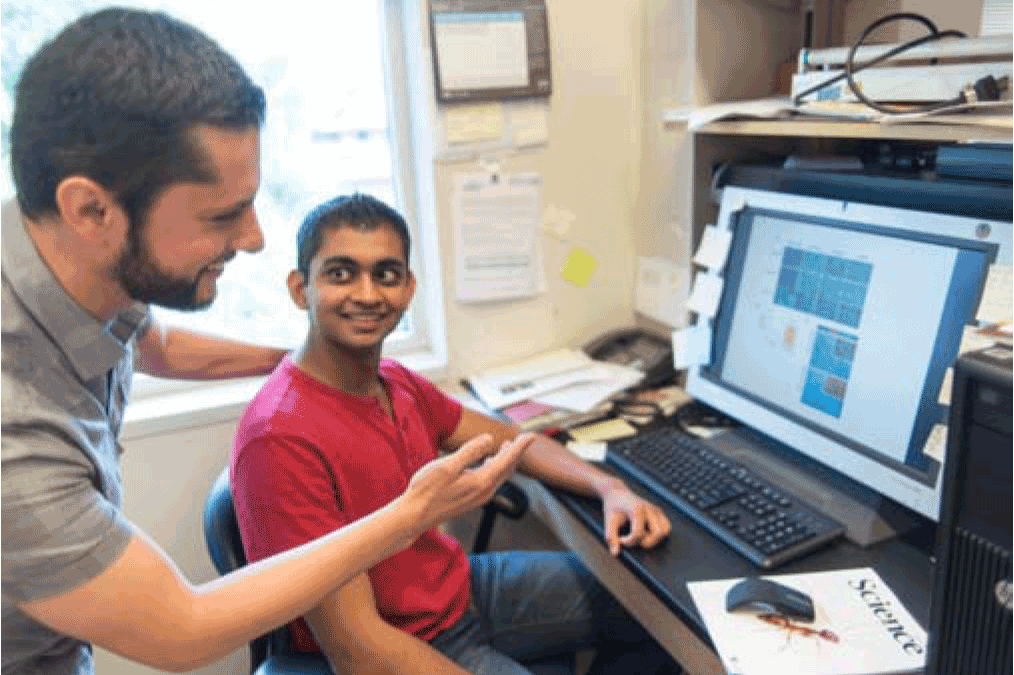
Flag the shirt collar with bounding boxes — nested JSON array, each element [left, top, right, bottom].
[[2, 200, 149, 381]]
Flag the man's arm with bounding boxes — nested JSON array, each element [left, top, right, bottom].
[[445, 409, 670, 555], [137, 319, 287, 380], [304, 574, 469, 675], [17, 433, 534, 673]]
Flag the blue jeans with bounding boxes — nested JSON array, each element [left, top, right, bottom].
[[429, 551, 679, 675]]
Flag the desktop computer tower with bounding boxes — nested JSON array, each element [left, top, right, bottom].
[[926, 345, 1012, 675]]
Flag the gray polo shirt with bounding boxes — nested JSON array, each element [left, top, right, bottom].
[[2, 201, 150, 675]]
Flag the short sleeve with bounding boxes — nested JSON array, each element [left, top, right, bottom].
[[386, 362, 463, 445], [1, 431, 132, 603], [231, 435, 348, 564]]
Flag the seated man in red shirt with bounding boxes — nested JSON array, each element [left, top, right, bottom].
[[231, 193, 679, 674]]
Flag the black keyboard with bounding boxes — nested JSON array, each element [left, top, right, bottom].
[[606, 426, 845, 569]]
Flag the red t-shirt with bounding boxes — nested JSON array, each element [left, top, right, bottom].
[[230, 357, 468, 653]]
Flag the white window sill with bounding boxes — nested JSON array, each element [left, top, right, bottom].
[[121, 350, 449, 441]]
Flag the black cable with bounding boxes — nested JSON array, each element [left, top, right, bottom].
[[792, 30, 960, 104], [845, 13, 966, 114], [793, 12, 969, 114]]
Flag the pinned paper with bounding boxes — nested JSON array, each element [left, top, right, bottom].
[[444, 102, 505, 144], [693, 225, 734, 271], [672, 323, 712, 368], [562, 247, 598, 287], [939, 325, 1005, 405], [509, 101, 550, 146], [635, 257, 690, 327], [453, 172, 546, 304], [687, 271, 724, 317], [543, 204, 576, 239], [923, 424, 948, 463], [976, 263, 1012, 324], [566, 441, 608, 462]]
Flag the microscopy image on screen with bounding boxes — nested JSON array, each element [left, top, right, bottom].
[[774, 247, 873, 329], [801, 326, 859, 418]]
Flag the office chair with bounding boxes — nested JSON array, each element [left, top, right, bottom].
[[471, 479, 529, 553], [204, 468, 575, 675], [203, 469, 329, 675]]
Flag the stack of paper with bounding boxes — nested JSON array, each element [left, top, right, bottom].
[[531, 362, 645, 413], [464, 349, 645, 413], [687, 567, 927, 675]]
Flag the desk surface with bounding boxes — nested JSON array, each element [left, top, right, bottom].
[[514, 468, 933, 674]]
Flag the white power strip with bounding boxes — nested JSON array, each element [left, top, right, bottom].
[[792, 61, 1013, 103]]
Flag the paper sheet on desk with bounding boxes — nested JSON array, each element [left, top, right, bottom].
[[464, 349, 595, 410], [566, 441, 607, 462], [532, 362, 645, 413]]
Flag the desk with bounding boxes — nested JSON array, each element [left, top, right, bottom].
[[512, 471, 933, 675]]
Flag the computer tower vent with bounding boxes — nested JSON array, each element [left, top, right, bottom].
[[934, 527, 1012, 675]]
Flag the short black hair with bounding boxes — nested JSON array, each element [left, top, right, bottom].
[[296, 193, 412, 277], [10, 7, 266, 225]]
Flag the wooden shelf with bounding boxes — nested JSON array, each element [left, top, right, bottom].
[[694, 118, 1013, 143]]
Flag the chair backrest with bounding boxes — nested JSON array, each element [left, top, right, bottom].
[[203, 468, 248, 575], [203, 468, 290, 672]]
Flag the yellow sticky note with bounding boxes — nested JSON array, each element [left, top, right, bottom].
[[444, 102, 505, 144], [562, 248, 598, 287], [568, 418, 638, 443]]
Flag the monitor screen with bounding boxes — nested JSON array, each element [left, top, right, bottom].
[[687, 187, 1008, 521]]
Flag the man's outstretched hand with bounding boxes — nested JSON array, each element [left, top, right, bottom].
[[405, 432, 536, 532]]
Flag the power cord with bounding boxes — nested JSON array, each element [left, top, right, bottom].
[[793, 12, 1008, 114]]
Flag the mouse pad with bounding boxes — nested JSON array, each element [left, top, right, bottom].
[[687, 567, 926, 675]]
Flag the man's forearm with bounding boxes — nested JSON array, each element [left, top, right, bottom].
[[316, 622, 469, 675], [518, 434, 624, 499], [22, 496, 425, 672], [139, 325, 287, 380], [184, 498, 425, 669], [455, 414, 622, 500]]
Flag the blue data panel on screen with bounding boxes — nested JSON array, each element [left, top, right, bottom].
[[801, 327, 858, 418], [774, 247, 872, 329]]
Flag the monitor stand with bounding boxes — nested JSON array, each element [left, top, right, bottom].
[[700, 425, 923, 547]]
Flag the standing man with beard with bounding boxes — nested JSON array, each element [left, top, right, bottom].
[[1, 8, 533, 675]]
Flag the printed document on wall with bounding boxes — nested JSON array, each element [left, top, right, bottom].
[[454, 172, 546, 303]]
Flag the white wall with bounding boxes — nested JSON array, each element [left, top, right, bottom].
[[430, 1, 648, 381], [843, 0, 984, 43]]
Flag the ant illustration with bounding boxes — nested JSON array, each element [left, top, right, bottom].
[[756, 612, 840, 651]]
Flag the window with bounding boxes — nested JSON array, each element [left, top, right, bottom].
[[2, 0, 440, 397]]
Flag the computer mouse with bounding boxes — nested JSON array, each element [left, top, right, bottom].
[[724, 577, 815, 622]]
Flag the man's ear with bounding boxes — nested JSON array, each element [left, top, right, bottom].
[[53, 177, 127, 249], [287, 269, 309, 309]]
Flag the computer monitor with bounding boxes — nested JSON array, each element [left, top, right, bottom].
[[686, 186, 1010, 523]]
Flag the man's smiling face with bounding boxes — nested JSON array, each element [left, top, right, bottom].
[[114, 124, 263, 310], [293, 224, 415, 351]]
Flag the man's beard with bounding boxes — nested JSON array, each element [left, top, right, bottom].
[[112, 223, 224, 311]]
